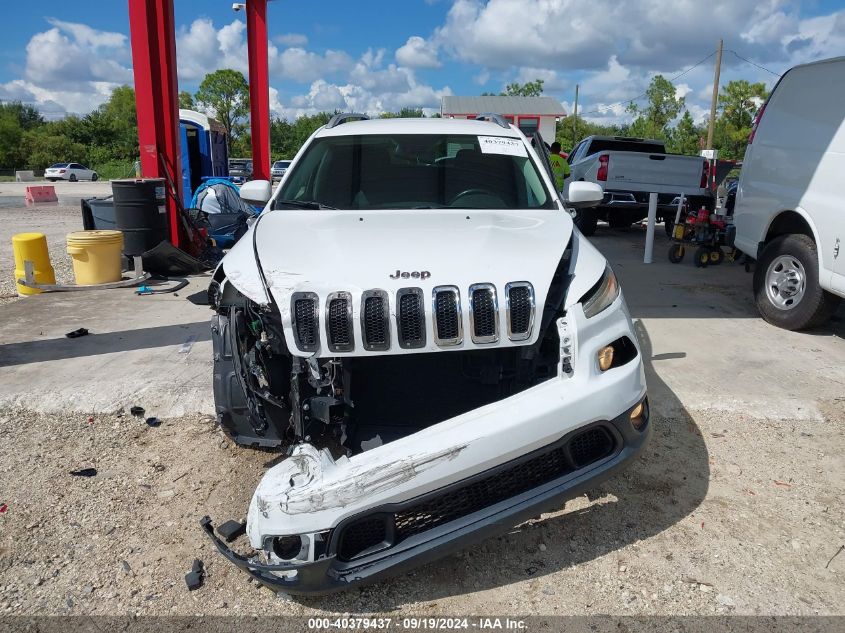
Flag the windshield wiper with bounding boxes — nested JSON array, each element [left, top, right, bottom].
[[275, 199, 338, 210]]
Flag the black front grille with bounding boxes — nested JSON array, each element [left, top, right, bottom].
[[434, 290, 460, 343], [508, 286, 532, 336], [363, 294, 388, 350], [336, 426, 616, 561], [471, 288, 497, 340], [397, 290, 425, 348], [327, 295, 352, 352], [337, 516, 388, 560], [292, 296, 318, 351], [569, 426, 615, 468]]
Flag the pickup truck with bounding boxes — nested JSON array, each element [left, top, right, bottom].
[[567, 135, 712, 235]]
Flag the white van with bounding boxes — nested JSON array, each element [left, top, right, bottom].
[[733, 56, 845, 330]]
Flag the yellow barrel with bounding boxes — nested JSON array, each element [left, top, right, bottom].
[[13, 232, 56, 296], [66, 230, 124, 285]]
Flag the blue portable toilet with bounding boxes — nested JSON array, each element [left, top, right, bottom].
[[179, 109, 229, 206]]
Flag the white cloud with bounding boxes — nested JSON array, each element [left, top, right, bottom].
[[273, 32, 308, 47], [395, 36, 441, 68]]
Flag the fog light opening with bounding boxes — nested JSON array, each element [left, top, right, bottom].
[[630, 398, 649, 431], [598, 345, 615, 371], [272, 535, 304, 561]]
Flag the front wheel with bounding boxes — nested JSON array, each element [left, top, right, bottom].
[[668, 244, 685, 263], [695, 246, 710, 268], [91, 173, 99, 181], [69, 174, 77, 182], [753, 234, 841, 330], [575, 208, 597, 236]]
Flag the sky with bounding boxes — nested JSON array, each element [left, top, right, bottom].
[[1, 0, 844, 125]]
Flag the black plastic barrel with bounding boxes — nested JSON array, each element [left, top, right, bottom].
[[111, 178, 169, 256]]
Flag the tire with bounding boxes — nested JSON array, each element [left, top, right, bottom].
[[668, 244, 685, 264], [47, 178, 56, 182], [91, 173, 99, 181], [710, 248, 725, 266], [69, 174, 77, 182], [694, 246, 710, 268], [753, 234, 841, 330], [575, 208, 598, 236]]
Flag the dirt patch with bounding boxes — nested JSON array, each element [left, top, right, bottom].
[[0, 404, 841, 616]]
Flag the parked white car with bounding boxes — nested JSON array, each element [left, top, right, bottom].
[[201, 114, 650, 594], [732, 56, 845, 330], [44, 163, 98, 182], [567, 136, 711, 235]]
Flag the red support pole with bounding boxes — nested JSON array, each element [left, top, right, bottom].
[[246, 0, 271, 182], [128, 0, 183, 247]]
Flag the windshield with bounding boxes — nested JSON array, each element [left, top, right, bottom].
[[276, 134, 554, 210]]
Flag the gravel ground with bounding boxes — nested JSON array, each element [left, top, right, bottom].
[[0, 401, 842, 616]]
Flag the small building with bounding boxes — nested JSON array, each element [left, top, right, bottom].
[[441, 96, 566, 142]]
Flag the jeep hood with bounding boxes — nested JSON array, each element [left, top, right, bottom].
[[223, 208, 575, 356]]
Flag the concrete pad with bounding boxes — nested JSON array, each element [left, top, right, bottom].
[[0, 276, 214, 417], [590, 226, 845, 420]]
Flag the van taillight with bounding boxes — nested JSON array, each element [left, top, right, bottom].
[[700, 160, 709, 189], [597, 154, 609, 181], [748, 103, 766, 144]]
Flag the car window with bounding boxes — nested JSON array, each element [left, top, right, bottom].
[[70, 164, 82, 169], [50, 163, 68, 168], [584, 140, 665, 155], [277, 133, 554, 210]]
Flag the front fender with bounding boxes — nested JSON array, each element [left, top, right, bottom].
[[219, 219, 271, 305]]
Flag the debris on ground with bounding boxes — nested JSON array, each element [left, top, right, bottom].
[[825, 545, 844, 569], [145, 417, 162, 427], [65, 328, 89, 339], [130, 406, 145, 418], [0, 503, 8, 513], [69, 468, 97, 477], [184, 559, 204, 591], [217, 519, 246, 542]]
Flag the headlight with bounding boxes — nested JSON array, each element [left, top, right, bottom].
[[581, 264, 619, 318]]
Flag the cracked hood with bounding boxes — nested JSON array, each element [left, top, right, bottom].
[[223, 208, 573, 356]]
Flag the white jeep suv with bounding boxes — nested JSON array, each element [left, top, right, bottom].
[[202, 114, 650, 594]]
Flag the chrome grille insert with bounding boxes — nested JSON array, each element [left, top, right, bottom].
[[432, 286, 463, 346], [396, 287, 426, 349], [468, 283, 499, 344], [361, 290, 390, 351], [291, 291, 319, 352], [505, 282, 535, 341], [326, 291, 354, 352]]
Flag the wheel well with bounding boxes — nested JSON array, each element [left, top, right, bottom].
[[765, 210, 814, 244]]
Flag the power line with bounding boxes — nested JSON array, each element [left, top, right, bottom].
[[580, 50, 716, 116], [727, 50, 782, 77]]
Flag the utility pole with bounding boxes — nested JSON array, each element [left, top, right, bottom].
[[706, 39, 723, 150], [572, 83, 579, 150]]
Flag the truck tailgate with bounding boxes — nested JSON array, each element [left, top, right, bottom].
[[606, 151, 704, 191]]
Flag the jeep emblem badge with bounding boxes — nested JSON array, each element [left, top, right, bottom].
[[390, 270, 431, 280]]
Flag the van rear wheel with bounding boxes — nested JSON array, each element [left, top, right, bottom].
[[753, 234, 841, 330]]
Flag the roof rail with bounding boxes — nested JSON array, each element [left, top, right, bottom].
[[325, 112, 369, 129], [474, 113, 511, 129]]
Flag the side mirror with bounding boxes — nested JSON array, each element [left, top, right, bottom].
[[239, 179, 272, 206], [565, 181, 604, 209]]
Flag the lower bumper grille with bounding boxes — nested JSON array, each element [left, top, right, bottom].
[[335, 425, 616, 561]]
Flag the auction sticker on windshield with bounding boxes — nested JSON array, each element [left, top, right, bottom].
[[478, 136, 527, 157]]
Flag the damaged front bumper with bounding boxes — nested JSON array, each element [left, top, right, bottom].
[[202, 297, 650, 595], [202, 404, 649, 595]]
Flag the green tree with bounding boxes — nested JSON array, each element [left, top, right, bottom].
[[482, 79, 545, 98], [194, 69, 250, 151], [21, 128, 87, 170], [0, 100, 44, 131], [270, 112, 334, 159], [378, 107, 425, 119], [626, 75, 685, 140], [0, 111, 24, 166], [668, 111, 703, 155], [179, 91, 195, 110], [718, 80, 768, 130], [555, 115, 626, 153], [712, 80, 768, 160]]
